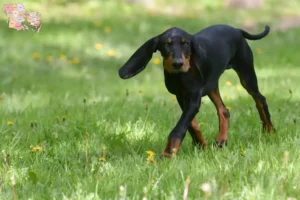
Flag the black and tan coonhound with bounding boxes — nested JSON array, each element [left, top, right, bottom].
[[119, 24, 275, 157]]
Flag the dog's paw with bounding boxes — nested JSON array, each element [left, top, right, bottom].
[[160, 151, 173, 158], [214, 140, 228, 148], [262, 124, 276, 133], [192, 141, 207, 150]]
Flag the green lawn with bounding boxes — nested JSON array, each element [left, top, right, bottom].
[[0, 1, 300, 199]]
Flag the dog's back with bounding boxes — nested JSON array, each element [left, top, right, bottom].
[[193, 24, 269, 68], [195, 24, 241, 38], [193, 25, 242, 66]]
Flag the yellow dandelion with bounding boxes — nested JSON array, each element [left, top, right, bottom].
[[30, 145, 42, 152], [69, 57, 80, 64], [104, 26, 111, 33], [73, 58, 80, 64], [59, 54, 66, 60], [146, 157, 154, 164], [200, 122, 205, 126], [99, 157, 105, 162], [95, 43, 103, 50], [153, 58, 160, 65], [93, 98, 97, 103], [225, 81, 232, 86], [32, 52, 40, 59], [139, 89, 143, 93], [47, 56, 54, 62], [172, 96, 177, 100], [146, 150, 155, 156], [7, 121, 14, 125], [107, 50, 115, 57], [256, 48, 263, 54], [146, 150, 155, 164], [94, 21, 101, 27], [236, 85, 242, 91], [186, 13, 195, 19], [226, 106, 231, 110]]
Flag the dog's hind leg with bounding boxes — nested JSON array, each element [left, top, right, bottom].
[[234, 44, 275, 132], [189, 118, 207, 148], [208, 86, 230, 147]]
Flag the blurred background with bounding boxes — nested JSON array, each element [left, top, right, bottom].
[[0, 0, 299, 121]]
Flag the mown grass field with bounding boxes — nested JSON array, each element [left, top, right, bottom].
[[0, 1, 300, 199]]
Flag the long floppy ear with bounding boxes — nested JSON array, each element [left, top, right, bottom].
[[119, 36, 159, 79], [191, 37, 207, 76]]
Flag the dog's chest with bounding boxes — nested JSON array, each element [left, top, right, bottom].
[[164, 70, 203, 95]]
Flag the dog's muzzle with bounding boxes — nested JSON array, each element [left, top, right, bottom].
[[172, 59, 184, 69]]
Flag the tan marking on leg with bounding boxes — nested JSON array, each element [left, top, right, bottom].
[[216, 107, 229, 142], [254, 98, 275, 133], [241, 80, 274, 133], [189, 118, 206, 148], [162, 137, 182, 158], [209, 88, 230, 143]]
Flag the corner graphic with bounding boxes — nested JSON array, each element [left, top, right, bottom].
[[3, 3, 42, 32]]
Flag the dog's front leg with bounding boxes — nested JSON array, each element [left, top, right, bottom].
[[162, 92, 202, 157]]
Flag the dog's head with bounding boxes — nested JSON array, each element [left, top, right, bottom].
[[119, 27, 203, 79]]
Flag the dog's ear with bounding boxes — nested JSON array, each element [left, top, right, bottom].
[[191, 38, 206, 75], [119, 36, 159, 79]]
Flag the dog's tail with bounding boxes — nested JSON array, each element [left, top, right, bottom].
[[239, 26, 270, 40]]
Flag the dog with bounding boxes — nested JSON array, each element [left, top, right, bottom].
[[119, 24, 275, 157]]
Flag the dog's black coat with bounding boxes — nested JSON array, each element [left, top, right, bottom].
[[119, 24, 274, 156]]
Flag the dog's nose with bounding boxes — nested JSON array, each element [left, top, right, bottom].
[[172, 59, 184, 69]]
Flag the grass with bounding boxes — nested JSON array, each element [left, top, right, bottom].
[[0, 1, 300, 199]]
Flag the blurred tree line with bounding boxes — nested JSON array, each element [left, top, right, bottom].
[[45, 0, 264, 9]]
